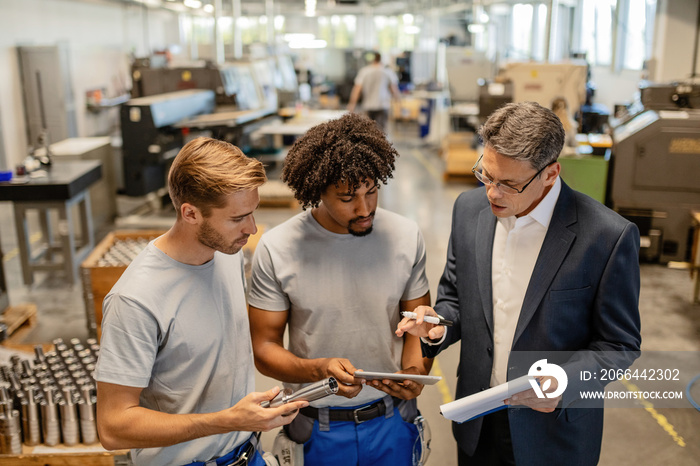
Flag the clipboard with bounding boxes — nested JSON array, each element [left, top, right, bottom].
[[353, 371, 442, 385], [439, 375, 532, 423]]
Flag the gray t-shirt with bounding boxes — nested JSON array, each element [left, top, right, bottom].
[[94, 241, 254, 466], [354, 64, 399, 111], [249, 208, 430, 407]]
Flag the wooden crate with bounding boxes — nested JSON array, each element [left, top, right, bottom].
[[392, 98, 422, 121], [0, 303, 38, 341], [0, 446, 128, 465], [80, 230, 166, 341]]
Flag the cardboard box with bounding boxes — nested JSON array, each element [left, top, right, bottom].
[[442, 132, 480, 178], [392, 98, 422, 121]]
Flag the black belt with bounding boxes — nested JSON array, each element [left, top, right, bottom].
[[300, 398, 397, 424]]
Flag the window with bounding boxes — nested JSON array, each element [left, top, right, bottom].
[[622, 0, 656, 70], [580, 0, 615, 66]]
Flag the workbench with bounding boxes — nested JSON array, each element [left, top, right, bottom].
[[0, 160, 102, 285], [34, 137, 116, 230]]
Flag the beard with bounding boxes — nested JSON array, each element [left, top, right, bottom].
[[347, 212, 375, 237], [197, 219, 247, 255]]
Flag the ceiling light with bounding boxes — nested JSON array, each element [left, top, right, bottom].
[[288, 39, 327, 49], [404, 25, 420, 34], [284, 33, 315, 42]]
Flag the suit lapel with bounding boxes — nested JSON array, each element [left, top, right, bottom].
[[513, 182, 578, 346], [476, 206, 497, 335]]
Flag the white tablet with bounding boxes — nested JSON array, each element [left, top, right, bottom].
[[353, 371, 442, 385]]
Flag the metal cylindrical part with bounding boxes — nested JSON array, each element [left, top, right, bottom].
[[78, 398, 98, 444], [21, 397, 41, 446], [260, 388, 293, 408], [262, 377, 339, 408], [34, 345, 46, 365], [59, 398, 79, 446], [0, 410, 23, 454], [286, 377, 339, 404], [40, 398, 60, 446]]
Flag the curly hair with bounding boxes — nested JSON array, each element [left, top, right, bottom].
[[282, 113, 398, 209]]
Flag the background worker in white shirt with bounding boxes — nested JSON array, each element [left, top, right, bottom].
[[347, 51, 401, 133]]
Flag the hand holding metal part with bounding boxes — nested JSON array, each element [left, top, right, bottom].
[[261, 377, 339, 409]]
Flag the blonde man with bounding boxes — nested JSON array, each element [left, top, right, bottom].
[[95, 137, 307, 466]]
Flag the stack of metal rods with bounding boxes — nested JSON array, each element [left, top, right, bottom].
[[97, 238, 150, 267], [0, 337, 99, 453]]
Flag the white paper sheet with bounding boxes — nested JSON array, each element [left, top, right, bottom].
[[440, 375, 533, 423]]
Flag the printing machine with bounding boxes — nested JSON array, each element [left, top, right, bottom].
[[610, 81, 700, 263]]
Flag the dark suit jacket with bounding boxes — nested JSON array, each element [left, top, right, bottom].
[[423, 181, 641, 466]]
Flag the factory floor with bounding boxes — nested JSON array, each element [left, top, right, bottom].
[[1, 122, 699, 465]]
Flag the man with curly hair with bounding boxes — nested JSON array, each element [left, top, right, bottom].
[[248, 113, 432, 465]]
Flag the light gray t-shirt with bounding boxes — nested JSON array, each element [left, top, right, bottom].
[[94, 241, 254, 466], [249, 208, 430, 407], [354, 64, 399, 111]]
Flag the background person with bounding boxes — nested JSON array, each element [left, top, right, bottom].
[[347, 52, 401, 132]]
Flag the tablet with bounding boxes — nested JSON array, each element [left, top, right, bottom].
[[353, 371, 442, 385]]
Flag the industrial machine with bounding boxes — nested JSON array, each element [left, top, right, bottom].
[[446, 47, 493, 103], [497, 61, 588, 122], [120, 89, 216, 196], [477, 79, 513, 120], [121, 58, 292, 198], [610, 81, 700, 263]]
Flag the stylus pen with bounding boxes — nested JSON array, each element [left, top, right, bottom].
[[402, 311, 453, 327]]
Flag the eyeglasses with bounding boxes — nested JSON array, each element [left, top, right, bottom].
[[471, 154, 550, 195]]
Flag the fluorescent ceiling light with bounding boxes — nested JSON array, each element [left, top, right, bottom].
[[288, 39, 327, 49], [284, 33, 315, 42], [305, 0, 316, 17], [404, 25, 420, 34], [468, 24, 485, 33], [184, 0, 202, 8], [203, 4, 214, 13]]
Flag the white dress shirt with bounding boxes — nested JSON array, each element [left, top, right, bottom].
[[490, 177, 561, 386]]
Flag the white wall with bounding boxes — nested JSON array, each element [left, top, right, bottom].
[[0, 0, 180, 169], [652, 0, 700, 82]]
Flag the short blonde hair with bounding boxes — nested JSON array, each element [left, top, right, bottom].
[[168, 137, 266, 217]]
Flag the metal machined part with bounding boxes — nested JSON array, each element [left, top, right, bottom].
[[261, 377, 339, 408], [0, 409, 23, 454], [59, 396, 79, 446], [40, 397, 60, 446]]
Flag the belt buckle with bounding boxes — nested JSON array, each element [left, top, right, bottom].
[[227, 451, 248, 466], [352, 404, 375, 424]]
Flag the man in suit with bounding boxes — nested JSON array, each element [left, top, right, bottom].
[[396, 102, 641, 466]]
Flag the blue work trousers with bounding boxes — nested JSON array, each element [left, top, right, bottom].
[[303, 406, 419, 465]]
